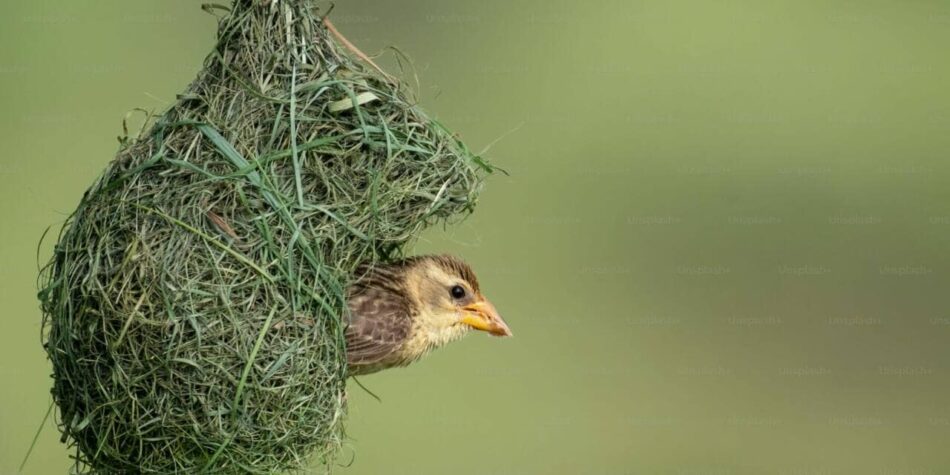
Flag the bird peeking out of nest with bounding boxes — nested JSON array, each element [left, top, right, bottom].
[[345, 255, 512, 375]]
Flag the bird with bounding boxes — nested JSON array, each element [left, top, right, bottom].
[[345, 254, 511, 375]]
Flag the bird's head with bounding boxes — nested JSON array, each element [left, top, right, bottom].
[[404, 255, 512, 344]]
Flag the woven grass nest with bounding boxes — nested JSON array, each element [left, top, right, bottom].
[[38, 1, 491, 472]]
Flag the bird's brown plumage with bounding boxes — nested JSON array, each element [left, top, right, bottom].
[[344, 262, 415, 370]]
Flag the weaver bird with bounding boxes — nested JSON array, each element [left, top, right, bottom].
[[345, 255, 511, 375]]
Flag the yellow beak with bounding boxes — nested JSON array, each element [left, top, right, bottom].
[[461, 299, 512, 337]]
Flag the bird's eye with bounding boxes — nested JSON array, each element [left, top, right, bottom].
[[450, 285, 466, 299]]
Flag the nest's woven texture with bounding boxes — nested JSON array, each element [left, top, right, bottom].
[[38, 1, 489, 472]]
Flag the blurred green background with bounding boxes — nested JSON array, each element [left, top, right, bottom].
[[2, 1, 950, 473]]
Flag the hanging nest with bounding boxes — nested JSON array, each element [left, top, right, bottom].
[[38, 0, 492, 472]]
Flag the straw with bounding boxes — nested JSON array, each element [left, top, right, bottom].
[[38, 1, 491, 472]]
